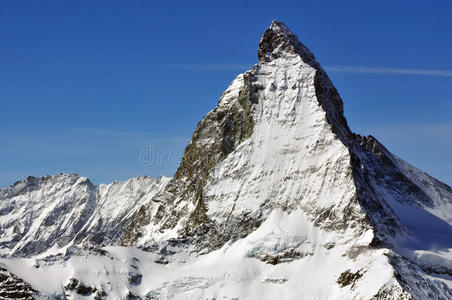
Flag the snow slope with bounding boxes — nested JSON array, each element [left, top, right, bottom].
[[0, 21, 451, 299], [0, 174, 170, 257]]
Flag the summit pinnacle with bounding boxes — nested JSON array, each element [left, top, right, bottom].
[[258, 20, 318, 66]]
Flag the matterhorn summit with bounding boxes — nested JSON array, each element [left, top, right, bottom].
[[0, 21, 451, 299]]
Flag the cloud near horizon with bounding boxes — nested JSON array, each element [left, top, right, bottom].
[[324, 66, 452, 77], [161, 64, 452, 77]]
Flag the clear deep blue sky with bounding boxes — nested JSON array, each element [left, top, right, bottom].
[[1, 1, 452, 187]]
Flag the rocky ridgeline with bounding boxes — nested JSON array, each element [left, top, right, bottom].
[[0, 266, 35, 299]]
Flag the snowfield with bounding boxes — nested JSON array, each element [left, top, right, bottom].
[[0, 209, 397, 299]]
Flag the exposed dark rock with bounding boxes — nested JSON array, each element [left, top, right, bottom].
[[337, 269, 363, 288], [263, 278, 288, 284], [127, 291, 140, 299], [388, 253, 452, 300], [121, 205, 149, 246], [121, 67, 261, 249], [94, 290, 107, 300], [422, 265, 452, 277], [0, 266, 36, 299], [252, 249, 305, 265], [64, 278, 97, 296], [128, 272, 143, 286]]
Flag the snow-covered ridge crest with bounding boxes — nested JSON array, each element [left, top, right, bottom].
[[0, 173, 171, 257], [258, 20, 350, 138]]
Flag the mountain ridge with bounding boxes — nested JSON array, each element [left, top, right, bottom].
[[0, 21, 451, 299]]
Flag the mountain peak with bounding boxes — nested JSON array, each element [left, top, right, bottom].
[[258, 20, 317, 66], [1, 21, 451, 299], [268, 20, 293, 36]]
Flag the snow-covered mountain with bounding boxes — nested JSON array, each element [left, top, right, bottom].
[[0, 21, 451, 299], [0, 174, 170, 257]]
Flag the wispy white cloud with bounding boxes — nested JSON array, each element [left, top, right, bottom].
[[160, 63, 452, 77], [324, 66, 452, 77]]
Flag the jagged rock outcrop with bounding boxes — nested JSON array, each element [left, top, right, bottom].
[[0, 21, 450, 299], [0, 265, 36, 299]]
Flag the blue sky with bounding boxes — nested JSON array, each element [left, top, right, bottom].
[[1, 1, 451, 187]]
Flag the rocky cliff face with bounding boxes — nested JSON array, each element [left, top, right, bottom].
[[0, 21, 451, 299], [123, 21, 370, 249]]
